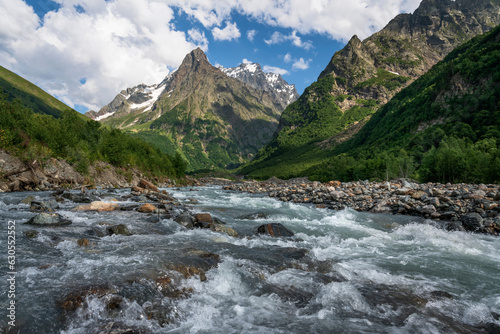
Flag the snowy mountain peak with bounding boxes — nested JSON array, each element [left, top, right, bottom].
[[220, 62, 299, 110]]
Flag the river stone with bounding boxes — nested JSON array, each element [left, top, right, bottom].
[[25, 213, 72, 227], [31, 200, 59, 212], [257, 223, 294, 237], [25, 230, 39, 238], [411, 191, 426, 200], [107, 224, 132, 236], [211, 223, 238, 238], [138, 203, 156, 213], [421, 205, 437, 215], [460, 213, 484, 231], [73, 201, 119, 212], [21, 195, 35, 205], [237, 212, 269, 220], [139, 178, 159, 192], [195, 213, 212, 223], [61, 192, 94, 203], [174, 214, 195, 229]]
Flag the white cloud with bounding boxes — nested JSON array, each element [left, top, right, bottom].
[[1, 0, 203, 111], [292, 58, 311, 70], [283, 53, 292, 63], [263, 65, 289, 76], [188, 28, 209, 49], [242, 58, 252, 64], [264, 30, 313, 50], [247, 29, 257, 42], [0, 0, 423, 111], [212, 21, 241, 41]]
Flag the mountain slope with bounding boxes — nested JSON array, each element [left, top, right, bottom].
[[0, 70, 186, 180], [307, 24, 500, 183], [92, 48, 288, 171], [0, 65, 76, 118], [241, 0, 500, 179]]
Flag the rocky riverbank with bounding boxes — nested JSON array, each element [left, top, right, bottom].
[[218, 177, 500, 236], [0, 150, 188, 192]]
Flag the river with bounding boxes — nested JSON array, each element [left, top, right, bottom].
[[1, 186, 499, 333]]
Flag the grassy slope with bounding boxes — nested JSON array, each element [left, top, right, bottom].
[[0, 65, 87, 120]]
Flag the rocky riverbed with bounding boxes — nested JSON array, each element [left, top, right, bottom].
[[2, 182, 500, 333], [218, 178, 500, 236]]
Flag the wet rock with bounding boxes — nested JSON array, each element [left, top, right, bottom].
[[137, 203, 156, 213], [237, 212, 269, 220], [195, 213, 212, 223], [130, 195, 149, 203], [211, 223, 239, 238], [174, 214, 195, 229], [73, 201, 119, 212], [107, 224, 132, 236], [460, 213, 484, 231], [257, 223, 294, 237], [138, 178, 159, 192], [61, 192, 95, 203], [24, 230, 39, 238], [59, 285, 116, 313], [30, 199, 60, 212], [25, 213, 72, 227], [430, 290, 454, 299], [20, 195, 35, 205], [77, 238, 91, 247], [95, 321, 149, 334]]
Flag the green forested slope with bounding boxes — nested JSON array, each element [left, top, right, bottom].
[[243, 25, 500, 184], [0, 69, 186, 178]]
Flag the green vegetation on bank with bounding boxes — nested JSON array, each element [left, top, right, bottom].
[[242, 25, 500, 184], [0, 93, 187, 178]]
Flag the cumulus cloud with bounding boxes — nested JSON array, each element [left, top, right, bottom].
[[263, 65, 289, 76], [292, 58, 311, 70], [265, 30, 313, 50], [212, 21, 241, 41], [237, 0, 422, 41], [1, 0, 203, 111], [242, 58, 252, 64], [247, 29, 257, 42], [0, 0, 422, 111]]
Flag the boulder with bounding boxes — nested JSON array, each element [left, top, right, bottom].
[[20, 195, 35, 205], [107, 224, 132, 236], [410, 191, 427, 200], [211, 223, 238, 238], [195, 213, 212, 223], [73, 201, 119, 212], [174, 214, 195, 229], [138, 203, 156, 213], [460, 213, 484, 231], [30, 200, 59, 212], [25, 213, 72, 227], [61, 192, 95, 203], [257, 223, 294, 237], [138, 178, 159, 192]]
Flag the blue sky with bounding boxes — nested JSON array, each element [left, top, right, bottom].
[[0, 0, 421, 113]]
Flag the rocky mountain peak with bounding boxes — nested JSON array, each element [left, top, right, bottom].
[[220, 62, 299, 110]]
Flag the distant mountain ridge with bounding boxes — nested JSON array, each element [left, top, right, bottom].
[[241, 0, 500, 179], [219, 62, 299, 110], [89, 48, 295, 171]]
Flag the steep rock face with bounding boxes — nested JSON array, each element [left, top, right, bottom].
[[242, 0, 500, 178], [220, 63, 299, 110], [92, 48, 285, 171]]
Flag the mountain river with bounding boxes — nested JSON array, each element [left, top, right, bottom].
[[0, 186, 499, 333]]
